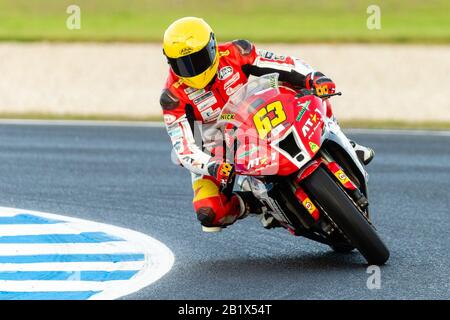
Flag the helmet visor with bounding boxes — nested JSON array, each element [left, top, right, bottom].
[[167, 33, 217, 78]]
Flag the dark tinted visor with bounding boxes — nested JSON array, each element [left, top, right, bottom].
[[167, 33, 217, 78]]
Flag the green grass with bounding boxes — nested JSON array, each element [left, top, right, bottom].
[[0, 112, 163, 122], [0, 0, 449, 43]]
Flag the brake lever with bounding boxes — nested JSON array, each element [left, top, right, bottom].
[[319, 92, 342, 99], [295, 90, 342, 99]]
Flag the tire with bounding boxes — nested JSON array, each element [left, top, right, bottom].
[[303, 166, 390, 265], [331, 244, 355, 253]]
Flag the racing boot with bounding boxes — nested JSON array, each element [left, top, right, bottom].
[[235, 191, 280, 229], [259, 212, 280, 229], [200, 192, 261, 233], [234, 191, 264, 218], [350, 140, 375, 165]]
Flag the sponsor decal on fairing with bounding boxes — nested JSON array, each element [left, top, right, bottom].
[[219, 113, 235, 120]]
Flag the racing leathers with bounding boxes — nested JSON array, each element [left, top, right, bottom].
[[160, 40, 335, 230]]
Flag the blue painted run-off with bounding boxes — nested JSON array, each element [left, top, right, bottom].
[[0, 291, 100, 300], [0, 214, 63, 224], [0, 232, 124, 243], [0, 270, 139, 281], [0, 253, 144, 264], [0, 211, 147, 300]]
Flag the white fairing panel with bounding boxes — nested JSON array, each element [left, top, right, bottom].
[[321, 118, 369, 182]]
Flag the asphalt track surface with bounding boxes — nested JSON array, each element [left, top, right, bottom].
[[0, 122, 448, 300]]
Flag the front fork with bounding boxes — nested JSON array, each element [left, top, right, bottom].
[[292, 156, 369, 225]]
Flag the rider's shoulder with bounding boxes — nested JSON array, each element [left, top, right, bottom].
[[231, 39, 254, 56], [160, 87, 180, 111], [220, 40, 254, 57], [160, 72, 184, 110]]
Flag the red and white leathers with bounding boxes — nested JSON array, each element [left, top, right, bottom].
[[160, 39, 335, 229]]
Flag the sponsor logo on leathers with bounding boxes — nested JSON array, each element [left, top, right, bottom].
[[164, 114, 176, 125], [218, 66, 233, 80]]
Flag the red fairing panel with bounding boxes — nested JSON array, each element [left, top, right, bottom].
[[293, 95, 326, 159], [232, 89, 300, 176], [232, 88, 328, 177]]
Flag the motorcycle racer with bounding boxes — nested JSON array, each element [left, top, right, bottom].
[[160, 17, 374, 232]]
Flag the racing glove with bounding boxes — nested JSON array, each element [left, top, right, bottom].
[[208, 161, 235, 188], [305, 71, 336, 97]]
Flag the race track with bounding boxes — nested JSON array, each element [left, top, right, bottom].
[[0, 122, 448, 299]]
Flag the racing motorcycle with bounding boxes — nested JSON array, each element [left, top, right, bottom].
[[214, 74, 389, 265]]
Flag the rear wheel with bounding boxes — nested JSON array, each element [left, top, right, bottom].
[[303, 166, 389, 265]]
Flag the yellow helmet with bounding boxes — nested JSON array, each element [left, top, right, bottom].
[[163, 17, 219, 89]]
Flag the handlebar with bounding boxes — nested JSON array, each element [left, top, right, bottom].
[[295, 89, 342, 99], [320, 91, 342, 99]]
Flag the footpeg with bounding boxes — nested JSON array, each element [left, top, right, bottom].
[[260, 213, 280, 229]]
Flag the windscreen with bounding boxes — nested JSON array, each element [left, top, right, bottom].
[[216, 73, 281, 128]]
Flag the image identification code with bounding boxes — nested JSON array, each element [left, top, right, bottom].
[[178, 303, 272, 317]]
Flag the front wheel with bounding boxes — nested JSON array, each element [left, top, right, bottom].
[[303, 166, 390, 265], [331, 244, 355, 253]]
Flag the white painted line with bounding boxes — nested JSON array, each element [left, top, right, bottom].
[[0, 223, 121, 236], [0, 119, 448, 136], [0, 261, 145, 272], [0, 119, 165, 127], [0, 207, 175, 300], [0, 280, 141, 292], [345, 128, 450, 136], [0, 242, 146, 255]]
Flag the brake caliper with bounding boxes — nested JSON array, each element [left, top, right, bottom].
[[326, 162, 368, 210], [294, 187, 320, 221]]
